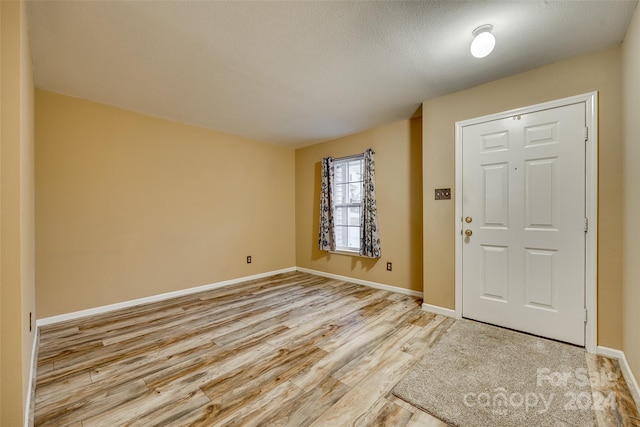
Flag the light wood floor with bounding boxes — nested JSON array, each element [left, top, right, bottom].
[[34, 272, 639, 426]]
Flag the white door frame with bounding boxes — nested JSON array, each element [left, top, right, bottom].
[[454, 92, 598, 353]]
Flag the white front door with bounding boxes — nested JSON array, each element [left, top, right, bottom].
[[461, 102, 586, 346]]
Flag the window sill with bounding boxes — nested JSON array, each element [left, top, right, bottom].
[[329, 249, 362, 257]]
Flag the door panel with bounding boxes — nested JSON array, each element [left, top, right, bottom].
[[525, 158, 555, 228], [483, 164, 509, 226], [524, 248, 556, 309], [481, 245, 509, 301], [462, 103, 586, 346]]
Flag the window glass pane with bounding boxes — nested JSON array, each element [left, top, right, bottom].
[[335, 226, 347, 248], [348, 183, 361, 203], [335, 162, 347, 184], [334, 206, 347, 226], [348, 207, 360, 226], [334, 183, 348, 205], [349, 160, 362, 182], [348, 226, 360, 249]]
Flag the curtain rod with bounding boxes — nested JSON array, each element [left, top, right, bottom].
[[334, 149, 374, 162]]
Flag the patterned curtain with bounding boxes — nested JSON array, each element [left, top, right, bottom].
[[360, 148, 381, 258], [318, 156, 335, 252]]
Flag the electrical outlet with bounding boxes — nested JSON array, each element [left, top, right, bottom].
[[386, 262, 392, 271], [435, 188, 451, 200], [246, 255, 252, 264]]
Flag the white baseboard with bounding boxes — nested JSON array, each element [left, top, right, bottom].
[[597, 345, 626, 360], [597, 346, 640, 411], [24, 328, 39, 427], [295, 267, 423, 298], [421, 303, 456, 318], [37, 266, 421, 327], [37, 267, 297, 327]]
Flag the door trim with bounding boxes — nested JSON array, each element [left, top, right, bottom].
[[454, 92, 598, 353]]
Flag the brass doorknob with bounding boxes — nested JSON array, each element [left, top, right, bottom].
[[465, 229, 473, 237], [465, 216, 473, 223]]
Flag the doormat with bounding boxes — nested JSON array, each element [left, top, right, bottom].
[[392, 319, 599, 426]]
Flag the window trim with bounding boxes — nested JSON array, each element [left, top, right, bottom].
[[332, 154, 365, 254]]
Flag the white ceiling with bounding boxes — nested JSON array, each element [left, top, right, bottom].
[[27, 1, 638, 148]]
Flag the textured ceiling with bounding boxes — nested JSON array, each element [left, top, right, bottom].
[[27, 1, 638, 147]]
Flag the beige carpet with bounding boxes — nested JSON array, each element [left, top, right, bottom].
[[393, 319, 596, 427]]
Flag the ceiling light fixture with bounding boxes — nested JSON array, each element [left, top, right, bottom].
[[470, 24, 495, 58]]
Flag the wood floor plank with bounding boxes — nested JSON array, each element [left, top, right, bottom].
[[309, 350, 414, 425], [400, 314, 455, 358], [32, 272, 639, 426], [143, 341, 277, 392], [39, 307, 252, 383], [216, 381, 305, 427], [315, 296, 416, 353], [199, 338, 328, 406], [280, 290, 378, 330], [586, 352, 640, 427], [81, 387, 207, 427], [34, 379, 149, 426], [126, 388, 212, 427], [279, 293, 369, 332], [34, 370, 92, 406], [89, 334, 220, 385], [166, 380, 303, 426], [290, 322, 394, 392], [387, 395, 448, 427], [405, 409, 450, 427], [406, 310, 436, 327], [354, 397, 414, 427], [35, 362, 54, 377], [333, 323, 421, 387], [37, 325, 79, 345], [256, 376, 351, 427]]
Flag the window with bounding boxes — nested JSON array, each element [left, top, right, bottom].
[[333, 155, 364, 252], [319, 148, 380, 258]]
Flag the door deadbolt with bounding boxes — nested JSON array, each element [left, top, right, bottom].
[[465, 216, 473, 223], [465, 229, 473, 237]]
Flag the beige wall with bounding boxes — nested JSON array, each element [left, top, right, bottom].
[[295, 118, 422, 292], [622, 6, 640, 385], [422, 47, 623, 349], [35, 90, 295, 318], [1, 1, 36, 425]]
